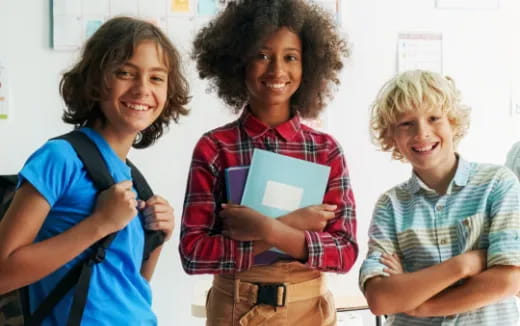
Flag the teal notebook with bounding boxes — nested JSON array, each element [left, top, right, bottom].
[[241, 149, 331, 217]]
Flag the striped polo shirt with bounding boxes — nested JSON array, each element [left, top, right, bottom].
[[506, 141, 520, 180], [359, 157, 520, 325]]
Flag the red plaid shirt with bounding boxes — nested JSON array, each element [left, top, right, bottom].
[[179, 109, 358, 274]]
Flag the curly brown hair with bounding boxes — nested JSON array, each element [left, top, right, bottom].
[[60, 16, 190, 148], [192, 0, 349, 118]]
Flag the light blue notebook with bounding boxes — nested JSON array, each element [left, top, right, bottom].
[[241, 149, 331, 217]]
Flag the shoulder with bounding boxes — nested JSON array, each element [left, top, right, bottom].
[[300, 124, 344, 156], [192, 119, 240, 162], [25, 138, 79, 169], [506, 141, 520, 168], [469, 162, 517, 184], [19, 138, 83, 205]]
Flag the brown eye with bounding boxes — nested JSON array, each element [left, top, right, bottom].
[[115, 70, 134, 79]]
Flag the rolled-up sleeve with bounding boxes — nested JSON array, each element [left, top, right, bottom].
[[487, 167, 520, 267], [359, 194, 399, 291]]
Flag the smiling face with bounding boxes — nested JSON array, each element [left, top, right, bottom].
[[97, 40, 168, 141], [392, 107, 458, 181], [245, 27, 302, 115]]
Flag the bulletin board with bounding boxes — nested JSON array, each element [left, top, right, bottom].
[[51, 0, 341, 51]]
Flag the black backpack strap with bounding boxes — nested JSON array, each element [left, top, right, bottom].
[[57, 131, 114, 191], [26, 130, 164, 325], [25, 130, 117, 326], [127, 160, 165, 260]]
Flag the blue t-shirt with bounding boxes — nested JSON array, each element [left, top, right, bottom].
[[19, 128, 157, 326]]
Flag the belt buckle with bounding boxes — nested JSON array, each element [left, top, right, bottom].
[[255, 283, 286, 307]]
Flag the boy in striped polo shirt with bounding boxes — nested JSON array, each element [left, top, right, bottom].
[[359, 70, 520, 325]]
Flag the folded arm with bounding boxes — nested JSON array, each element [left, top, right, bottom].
[[408, 265, 520, 317], [365, 249, 486, 315]]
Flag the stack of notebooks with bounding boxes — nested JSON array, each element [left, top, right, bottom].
[[224, 149, 331, 264]]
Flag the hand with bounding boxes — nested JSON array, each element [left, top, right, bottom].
[[380, 253, 404, 275], [219, 204, 270, 241], [140, 195, 175, 241], [282, 204, 337, 232], [457, 249, 487, 278], [92, 180, 137, 234]]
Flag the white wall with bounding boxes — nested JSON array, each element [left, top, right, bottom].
[[1, 1, 519, 325]]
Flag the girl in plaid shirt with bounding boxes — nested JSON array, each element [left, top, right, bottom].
[[180, 0, 358, 325]]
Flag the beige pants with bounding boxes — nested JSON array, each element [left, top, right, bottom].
[[206, 261, 336, 326]]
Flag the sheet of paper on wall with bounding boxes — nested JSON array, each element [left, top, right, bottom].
[[511, 77, 520, 118], [397, 33, 443, 74], [169, 0, 194, 16], [53, 15, 83, 50], [197, 0, 218, 15], [110, 0, 139, 16], [0, 62, 10, 121], [138, 0, 167, 18], [313, 0, 341, 25], [436, 0, 499, 9], [84, 0, 108, 16]]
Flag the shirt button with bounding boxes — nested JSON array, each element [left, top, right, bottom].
[[440, 239, 448, 245], [436, 205, 444, 211]]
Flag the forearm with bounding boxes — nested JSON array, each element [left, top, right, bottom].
[[141, 246, 162, 281], [365, 256, 469, 315], [179, 231, 252, 274], [252, 214, 313, 256], [410, 266, 520, 317], [0, 215, 109, 294], [262, 218, 308, 260]]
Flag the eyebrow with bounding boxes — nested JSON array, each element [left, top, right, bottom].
[[121, 62, 169, 74], [260, 46, 302, 52]]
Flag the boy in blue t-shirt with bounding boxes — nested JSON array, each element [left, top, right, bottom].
[[360, 70, 520, 325], [0, 17, 189, 325]]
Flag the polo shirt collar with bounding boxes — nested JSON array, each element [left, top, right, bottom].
[[406, 154, 471, 194], [239, 106, 301, 141]]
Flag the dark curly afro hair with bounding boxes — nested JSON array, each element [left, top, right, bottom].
[[192, 0, 349, 118]]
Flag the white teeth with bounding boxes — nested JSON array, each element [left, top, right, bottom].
[[265, 83, 286, 89], [414, 144, 434, 152], [125, 103, 149, 111]]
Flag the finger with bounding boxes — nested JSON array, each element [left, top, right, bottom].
[[145, 213, 174, 224], [118, 180, 133, 190], [137, 200, 146, 210], [221, 203, 243, 209], [379, 255, 399, 270], [145, 195, 169, 206], [146, 220, 173, 231], [143, 204, 172, 217], [323, 204, 337, 211], [322, 211, 335, 220], [383, 267, 398, 275]]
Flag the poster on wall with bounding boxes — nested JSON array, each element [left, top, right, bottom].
[[436, 0, 499, 9], [0, 61, 10, 120], [397, 32, 443, 74]]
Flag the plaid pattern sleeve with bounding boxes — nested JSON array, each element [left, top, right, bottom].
[[179, 110, 358, 274], [179, 134, 253, 274], [304, 139, 358, 272]]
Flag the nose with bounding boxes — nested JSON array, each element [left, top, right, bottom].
[[414, 121, 431, 140], [131, 76, 150, 97], [267, 57, 284, 77]]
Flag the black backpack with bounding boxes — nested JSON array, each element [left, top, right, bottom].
[[0, 130, 165, 326]]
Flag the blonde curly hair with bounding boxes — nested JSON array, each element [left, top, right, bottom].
[[369, 70, 471, 160]]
